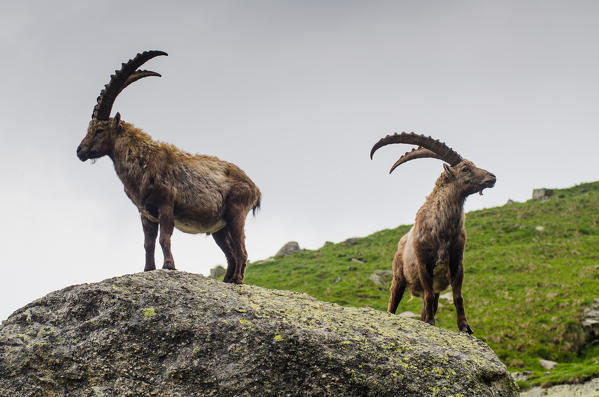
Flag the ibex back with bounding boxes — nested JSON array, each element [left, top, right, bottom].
[[371, 132, 495, 333], [77, 51, 261, 284]]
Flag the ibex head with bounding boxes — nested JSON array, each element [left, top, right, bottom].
[[370, 132, 496, 196], [76, 50, 167, 161]]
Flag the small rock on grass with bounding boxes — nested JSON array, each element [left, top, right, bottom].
[[399, 311, 419, 319], [538, 359, 557, 370]]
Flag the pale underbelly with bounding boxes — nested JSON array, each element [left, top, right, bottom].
[[174, 218, 226, 234], [142, 212, 226, 234], [432, 262, 451, 293]]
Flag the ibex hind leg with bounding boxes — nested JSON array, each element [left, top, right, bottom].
[[388, 250, 407, 313], [214, 186, 255, 284], [224, 204, 249, 284], [212, 228, 237, 283], [388, 276, 407, 314]]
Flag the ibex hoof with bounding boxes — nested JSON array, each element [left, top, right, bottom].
[[460, 324, 473, 334], [223, 277, 243, 284]]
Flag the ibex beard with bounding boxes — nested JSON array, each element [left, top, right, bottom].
[[77, 51, 261, 284]]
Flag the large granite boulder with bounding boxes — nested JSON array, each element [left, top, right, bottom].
[[0, 271, 517, 396], [532, 188, 553, 201], [275, 241, 301, 257]]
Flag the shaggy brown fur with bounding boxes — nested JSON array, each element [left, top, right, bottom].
[[371, 133, 495, 333], [77, 51, 260, 283]]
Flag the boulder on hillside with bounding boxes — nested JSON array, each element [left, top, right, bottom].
[[582, 298, 599, 342], [532, 188, 553, 201], [369, 269, 393, 290], [0, 271, 518, 396], [341, 237, 361, 246], [275, 241, 301, 257], [209, 265, 225, 279]]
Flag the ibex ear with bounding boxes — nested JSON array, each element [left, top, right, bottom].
[[112, 112, 121, 130], [443, 163, 455, 178]]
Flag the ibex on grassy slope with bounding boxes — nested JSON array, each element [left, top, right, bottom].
[[370, 133, 496, 333], [77, 51, 261, 284]]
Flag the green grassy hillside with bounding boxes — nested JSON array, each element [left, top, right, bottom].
[[245, 182, 599, 387]]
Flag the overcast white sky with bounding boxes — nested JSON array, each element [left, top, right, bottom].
[[1, 1, 598, 321]]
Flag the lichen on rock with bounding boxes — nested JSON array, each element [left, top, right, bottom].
[[0, 271, 517, 396]]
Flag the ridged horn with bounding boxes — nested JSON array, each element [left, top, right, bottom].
[[103, 70, 163, 101], [370, 132, 463, 166], [92, 50, 168, 120], [388, 147, 444, 174]]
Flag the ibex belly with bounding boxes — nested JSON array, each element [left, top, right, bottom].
[[141, 210, 226, 234], [172, 174, 228, 234], [174, 218, 226, 234], [173, 201, 227, 234], [432, 262, 451, 293]]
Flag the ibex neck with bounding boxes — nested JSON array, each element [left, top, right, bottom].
[[109, 125, 156, 164], [418, 183, 466, 236], [108, 124, 158, 200], [428, 183, 466, 208]]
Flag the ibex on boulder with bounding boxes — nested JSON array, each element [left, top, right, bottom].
[[77, 51, 261, 284], [370, 133, 496, 333]]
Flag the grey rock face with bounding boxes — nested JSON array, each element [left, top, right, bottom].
[[369, 269, 394, 289], [439, 291, 454, 303], [209, 265, 226, 279], [532, 188, 554, 201], [399, 311, 420, 319], [0, 271, 518, 397], [520, 377, 599, 397], [583, 299, 599, 342], [538, 359, 557, 370], [341, 237, 361, 246], [274, 241, 300, 257], [510, 371, 532, 383]]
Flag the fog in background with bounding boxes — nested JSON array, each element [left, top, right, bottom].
[[1, 1, 598, 321]]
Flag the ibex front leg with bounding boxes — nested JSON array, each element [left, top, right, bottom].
[[158, 203, 176, 270], [450, 249, 472, 334], [418, 264, 436, 326], [141, 215, 158, 271]]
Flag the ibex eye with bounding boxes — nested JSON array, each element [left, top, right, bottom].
[[96, 129, 104, 135]]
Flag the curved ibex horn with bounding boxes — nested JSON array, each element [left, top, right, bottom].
[[106, 70, 163, 102], [370, 132, 463, 167], [122, 70, 162, 91], [92, 50, 168, 120], [388, 147, 444, 174]]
